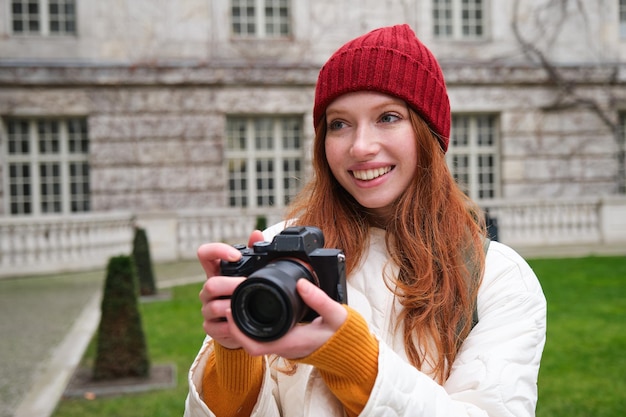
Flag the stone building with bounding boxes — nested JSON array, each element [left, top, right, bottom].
[[1, 0, 625, 276]]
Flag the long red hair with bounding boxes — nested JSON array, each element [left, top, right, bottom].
[[286, 109, 486, 383]]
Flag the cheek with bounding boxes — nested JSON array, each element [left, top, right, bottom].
[[324, 140, 343, 173]]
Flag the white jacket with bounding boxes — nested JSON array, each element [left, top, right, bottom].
[[185, 226, 547, 417]]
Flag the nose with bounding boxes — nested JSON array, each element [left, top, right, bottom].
[[349, 123, 380, 159]]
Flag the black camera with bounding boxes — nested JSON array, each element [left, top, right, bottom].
[[220, 226, 347, 342]]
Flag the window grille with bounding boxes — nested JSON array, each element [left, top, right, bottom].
[[447, 114, 500, 200], [433, 0, 484, 40], [231, 0, 290, 38], [3, 118, 89, 215], [11, 0, 76, 35], [226, 116, 303, 208]]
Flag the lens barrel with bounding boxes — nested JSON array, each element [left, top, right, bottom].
[[230, 259, 316, 341]]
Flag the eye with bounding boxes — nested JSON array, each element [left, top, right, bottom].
[[328, 119, 347, 131], [380, 112, 401, 124]]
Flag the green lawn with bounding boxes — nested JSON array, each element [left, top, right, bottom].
[[51, 256, 626, 417], [529, 256, 626, 417]]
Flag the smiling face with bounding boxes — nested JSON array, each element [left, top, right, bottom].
[[324, 91, 418, 220]]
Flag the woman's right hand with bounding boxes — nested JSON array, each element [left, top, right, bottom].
[[197, 230, 265, 349]]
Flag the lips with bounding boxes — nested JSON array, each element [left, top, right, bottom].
[[350, 166, 393, 181]]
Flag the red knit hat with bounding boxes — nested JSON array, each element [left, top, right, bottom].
[[313, 24, 451, 152]]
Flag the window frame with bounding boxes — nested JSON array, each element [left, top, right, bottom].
[[446, 113, 501, 201], [231, 0, 291, 39], [2, 117, 90, 216], [225, 115, 304, 209], [432, 0, 486, 40], [10, 0, 77, 36]]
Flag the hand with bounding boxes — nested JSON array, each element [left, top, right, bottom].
[[224, 278, 348, 359], [197, 230, 265, 349]]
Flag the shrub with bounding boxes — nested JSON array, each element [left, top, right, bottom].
[[93, 255, 150, 380], [132, 227, 157, 296]]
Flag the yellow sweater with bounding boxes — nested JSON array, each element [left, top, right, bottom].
[[202, 306, 379, 417]]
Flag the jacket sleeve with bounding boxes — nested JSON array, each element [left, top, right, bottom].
[[183, 337, 282, 417], [360, 241, 547, 417]]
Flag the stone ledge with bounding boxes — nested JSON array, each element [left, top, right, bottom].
[[62, 363, 176, 399]]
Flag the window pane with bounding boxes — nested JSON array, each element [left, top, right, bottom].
[[282, 118, 301, 149], [448, 114, 499, 200], [232, 0, 290, 38], [12, 0, 40, 33], [477, 154, 494, 199], [433, 0, 453, 38], [49, 0, 77, 34], [283, 158, 301, 204], [226, 115, 303, 208], [232, 0, 256, 36], [451, 154, 470, 193], [40, 162, 62, 213], [228, 159, 248, 207], [226, 118, 247, 150], [4, 117, 90, 215], [9, 163, 32, 215], [38, 120, 60, 154], [264, 0, 290, 37], [254, 118, 274, 150], [68, 118, 89, 153], [7, 120, 30, 154], [476, 115, 494, 146], [452, 116, 469, 147], [256, 159, 274, 206], [70, 162, 90, 212], [461, 0, 483, 38]]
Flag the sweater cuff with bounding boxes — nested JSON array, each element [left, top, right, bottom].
[[211, 342, 264, 394], [296, 305, 379, 385]]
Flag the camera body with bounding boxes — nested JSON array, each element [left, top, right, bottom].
[[220, 226, 347, 341]]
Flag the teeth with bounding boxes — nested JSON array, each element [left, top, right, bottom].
[[352, 166, 392, 180]]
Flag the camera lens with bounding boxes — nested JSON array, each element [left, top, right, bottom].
[[246, 288, 283, 325], [231, 259, 317, 341]]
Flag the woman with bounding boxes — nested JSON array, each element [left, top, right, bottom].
[[185, 24, 546, 417]]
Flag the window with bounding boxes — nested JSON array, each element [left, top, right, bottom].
[[11, 0, 76, 35], [620, 0, 626, 38], [231, 0, 290, 38], [433, 0, 484, 40], [447, 114, 500, 200], [226, 116, 303, 208], [3, 118, 89, 215]]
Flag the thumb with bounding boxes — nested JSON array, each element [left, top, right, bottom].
[[297, 279, 347, 330], [247, 230, 265, 248]]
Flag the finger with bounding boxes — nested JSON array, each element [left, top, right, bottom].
[[224, 307, 267, 356], [297, 279, 347, 330], [200, 276, 246, 302], [201, 298, 232, 322], [196, 243, 242, 277], [247, 230, 265, 248]]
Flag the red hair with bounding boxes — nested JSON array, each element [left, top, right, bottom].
[[286, 110, 486, 383]]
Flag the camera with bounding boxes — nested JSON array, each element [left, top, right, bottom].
[[220, 226, 347, 342]]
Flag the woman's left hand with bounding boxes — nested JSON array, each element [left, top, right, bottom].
[[224, 278, 348, 359]]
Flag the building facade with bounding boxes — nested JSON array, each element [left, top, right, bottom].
[[1, 0, 626, 276]]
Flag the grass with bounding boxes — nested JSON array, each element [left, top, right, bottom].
[[529, 256, 626, 417], [50, 256, 626, 417]]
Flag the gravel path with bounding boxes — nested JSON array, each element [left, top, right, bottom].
[[0, 271, 102, 417]]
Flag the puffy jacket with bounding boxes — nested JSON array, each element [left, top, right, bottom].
[[184, 226, 547, 417]]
